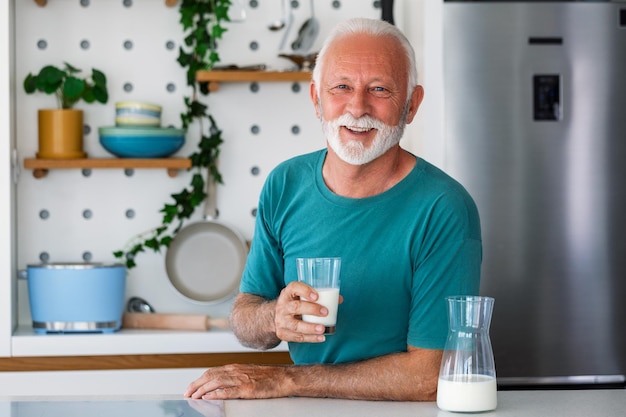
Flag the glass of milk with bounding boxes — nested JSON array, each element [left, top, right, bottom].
[[296, 257, 341, 334], [437, 295, 497, 413]]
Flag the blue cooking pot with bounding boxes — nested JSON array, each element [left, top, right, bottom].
[[26, 263, 126, 334]]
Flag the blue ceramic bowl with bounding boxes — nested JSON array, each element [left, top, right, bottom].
[[115, 101, 162, 127], [99, 126, 185, 158]]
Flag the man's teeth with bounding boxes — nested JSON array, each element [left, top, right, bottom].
[[346, 126, 372, 133]]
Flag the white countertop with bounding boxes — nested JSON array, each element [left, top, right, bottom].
[[1, 390, 624, 417]]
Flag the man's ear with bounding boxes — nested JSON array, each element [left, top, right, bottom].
[[310, 81, 321, 119], [405, 85, 425, 124]]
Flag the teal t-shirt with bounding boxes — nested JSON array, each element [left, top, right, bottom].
[[240, 149, 482, 365]]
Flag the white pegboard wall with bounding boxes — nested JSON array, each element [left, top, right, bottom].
[[15, 0, 383, 319]]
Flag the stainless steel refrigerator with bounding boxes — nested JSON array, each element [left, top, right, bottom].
[[443, 1, 626, 388]]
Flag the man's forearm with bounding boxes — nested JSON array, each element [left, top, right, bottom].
[[282, 347, 441, 401], [187, 347, 442, 401], [230, 293, 281, 350]]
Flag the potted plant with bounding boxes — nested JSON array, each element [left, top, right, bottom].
[[23, 62, 108, 159]]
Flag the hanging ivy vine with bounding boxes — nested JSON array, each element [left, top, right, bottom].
[[114, 0, 232, 269]]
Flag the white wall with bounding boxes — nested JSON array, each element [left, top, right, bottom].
[[421, 0, 445, 167], [1, 0, 17, 357]]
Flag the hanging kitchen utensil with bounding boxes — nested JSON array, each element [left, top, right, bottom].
[[381, 0, 395, 25], [278, 0, 295, 51], [268, 0, 288, 31], [278, 53, 318, 70], [126, 296, 155, 313], [165, 167, 247, 304], [291, 0, 319, 53]]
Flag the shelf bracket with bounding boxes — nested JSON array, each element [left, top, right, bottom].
[[33, 0, 178, 7], [29, 167, 182, 179], [32, 168, 48, 179], [207, 82, 221, 92]]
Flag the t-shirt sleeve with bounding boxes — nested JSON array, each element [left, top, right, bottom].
[[239, 172, 285, 299], [407, 189, 482, 349]]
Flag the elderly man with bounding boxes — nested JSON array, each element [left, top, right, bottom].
[[185, 17, 481, 401]]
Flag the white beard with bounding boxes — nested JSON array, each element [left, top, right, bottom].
[[320, 104, 409, 166]]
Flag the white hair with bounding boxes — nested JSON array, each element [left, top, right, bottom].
[[312, 18, 418, 97]]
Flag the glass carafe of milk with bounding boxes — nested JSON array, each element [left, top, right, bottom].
[[437, 295, 497, 413]]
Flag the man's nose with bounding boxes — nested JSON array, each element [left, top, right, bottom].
[[346, 90, 371, 118]]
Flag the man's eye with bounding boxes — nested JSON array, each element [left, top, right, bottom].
[[371, 86, 392, 97]]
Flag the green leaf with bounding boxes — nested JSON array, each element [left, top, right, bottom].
[[63, 62, 81, 74], [37, 66, 64, 94], [23, 74, 37, 94], [211, 23, 228, 39], [190, 173, 204, 188], [91, 69, 107, 88], [177, 48, 193, 67], [82, 86, 95, 103], [93, 85, 109, 104], [208, 50, 221, 65], [129, 243, 145, 255], [214, 2, 231, 21], [160, 235, 174, 247], [63, 77, 84, 100], [144, 237, 161, 251], [189, 100, 208, 117]]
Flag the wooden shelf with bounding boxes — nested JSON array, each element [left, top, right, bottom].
[[196, 70, 312, 91], [24, 158, 192, 179]]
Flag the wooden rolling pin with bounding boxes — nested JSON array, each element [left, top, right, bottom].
[[122, 312, 229, 331]]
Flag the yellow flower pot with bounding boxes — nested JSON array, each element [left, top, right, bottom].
[[37, 109, 87, 159]]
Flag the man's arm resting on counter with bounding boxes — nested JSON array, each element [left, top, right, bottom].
[[286, 345, 441, 401], [186, 345, 441, 401]]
